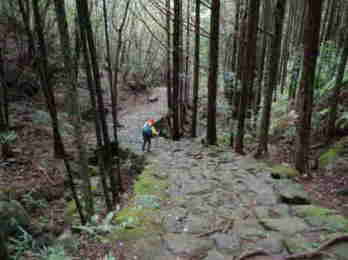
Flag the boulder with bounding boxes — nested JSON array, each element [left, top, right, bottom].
[[275, 179, 310, 205]]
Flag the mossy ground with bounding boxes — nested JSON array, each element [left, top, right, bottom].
[[111, 162, 168, 241]]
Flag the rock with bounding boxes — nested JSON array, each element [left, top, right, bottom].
[[291, 205, 348, 231], [234, 219, 265, 239], [284, 234, 313, 253], [164, 233, 214, 257], [211, 233, 240, 254], [204, 250, 226, 260], [270, 165, 300, 179], [255, 237, 285, 254], [254, 205, 290, 219], [275, 179, 310, 205], [259, 218, 308, 234], [162, 207, 187, 233], [326, 241, 348, 260], [0, 200, 30, 236], [184, 215, 211, 234]]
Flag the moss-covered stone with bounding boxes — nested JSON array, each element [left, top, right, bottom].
[[270, 165, 300, 179], [284, 234, 313, 253], [112, 162, 168, 241], [293, 205, 348, 232], [293, 205, 337, 218], [133, 165, 168, 197]]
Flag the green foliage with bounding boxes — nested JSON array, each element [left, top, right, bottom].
[[32, 110, 74, 136], [36, 246, 71, 260], [0, 130, 17, 144], [319, 138, 348, 167], [8, 226, 36, 260], [135, 194, 160, 209], [21, 191, 48, 211], [73, 212, 117, 241], [336, 111, 348, 128]]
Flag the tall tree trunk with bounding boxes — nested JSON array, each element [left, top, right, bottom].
[[53, 0, 94, 220], [235, 0, 261, 154], [191, 0, 200, 138], [32, 0, 85, 224], [80, 25, 112, 210], [76, 0, 118, 207], [32, 0, 65, 158], [184, 0, 191, 108], [173, 0, 183, 140], [295, 0, 323, 174], [256, 0, 286, 157], [111, 0, 130, 196], [166, 0, 172, 111], [0, 46, 11, 159], [18, 0, 35, 59], [206, 0, 221, 145], [327, 3, 348, 140]]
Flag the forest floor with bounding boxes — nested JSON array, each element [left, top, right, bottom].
[[1, 84, 348, 259]]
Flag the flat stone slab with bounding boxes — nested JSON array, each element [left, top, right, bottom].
[[259, 217, 309, 234], [275, 179, 310, 205], [164, 233, 214, 257]]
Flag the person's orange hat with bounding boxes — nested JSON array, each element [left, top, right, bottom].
[[147, 119, 155, 125]]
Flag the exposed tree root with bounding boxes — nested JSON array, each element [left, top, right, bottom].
[[238, 235, 348, 260]]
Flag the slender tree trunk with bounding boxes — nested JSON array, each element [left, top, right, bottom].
[[166, 0, 172, 111], [32, 0, 65, 158], [206, 0, 221, 145], [18, 0, 35, 59], [0, 46, 11, 159], [327, 3, 348, 140], [53, 0, 94, 220], [32, 0, 85, 224], [111, 0, 130, 196], [80, 26, 112, 210], [173, 0, 183, 140], [295, 0, 323, 174], [235, 0, 260, 154], [191, 0, 200, 138], [76, 0, 118, 207], [256, 0, 286, 157], [184, 0, 191, 109]]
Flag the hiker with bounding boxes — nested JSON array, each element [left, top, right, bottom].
[[142, 119, 159, 152]]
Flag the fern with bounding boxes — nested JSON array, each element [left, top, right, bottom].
[[0, 130, 17, 144]]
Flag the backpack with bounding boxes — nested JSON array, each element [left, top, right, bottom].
[[143, 124, 153, 137]]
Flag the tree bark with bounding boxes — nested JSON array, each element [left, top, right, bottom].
[[173, 0, 183, 140], [327, 3, 348, 140], [32, 0, 65, 158], [235, 0, 261, 154], [76, 0, 118, 207], [53, 0, 94, 220], [191, 0, 200, 138], [256, 0, 286, 157], [295, 0, 323, 174], [166, 0, 173, 111], [206, 0, 221, 145]]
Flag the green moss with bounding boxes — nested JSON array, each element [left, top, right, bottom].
[[112, 162, 167, 241], [64, 200, 77, 224], [294, 205, 348, 232], [133, 165, 168, 197], [270, 165, 300, 179], [294, 205, 336, 218], [319, 142, 344, 167]]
